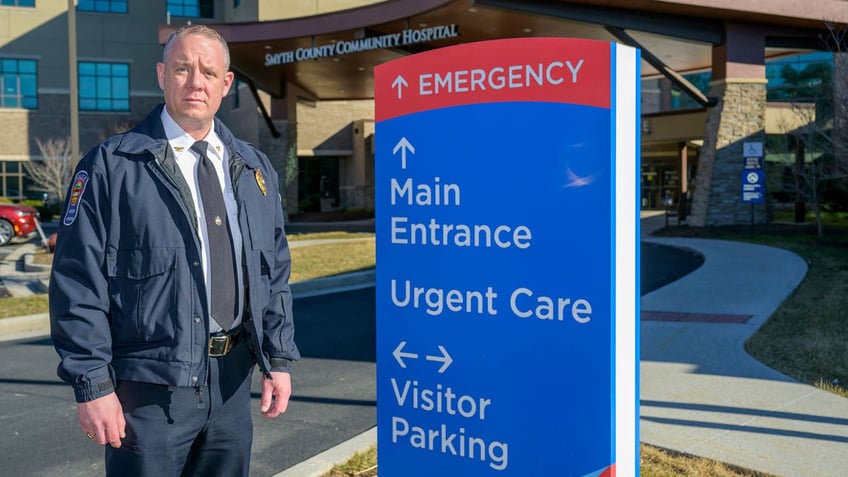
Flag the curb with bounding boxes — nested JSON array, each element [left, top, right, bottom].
[[0, 313, 50, 342], [10, 238, 376, 296], [0, 243, 42, 297], [0, 271, 377, 342], [290, 270, 375, 298], [22, 251, 51, 293], [272, 427, 376, 477], [23, 251, 51, 273]]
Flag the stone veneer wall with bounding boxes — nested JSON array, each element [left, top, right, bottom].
[[257, 118, 297, 217], [688, 79, 770, 226]]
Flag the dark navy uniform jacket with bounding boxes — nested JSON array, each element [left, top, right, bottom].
[[49, 104, 300, 403]]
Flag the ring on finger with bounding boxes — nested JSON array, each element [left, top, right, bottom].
[[85, 432, 95, 440]]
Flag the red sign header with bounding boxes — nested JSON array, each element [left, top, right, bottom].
[[375, 37, 611, 121]]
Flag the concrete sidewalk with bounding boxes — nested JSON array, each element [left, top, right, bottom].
[[640, 237, 848, 477]]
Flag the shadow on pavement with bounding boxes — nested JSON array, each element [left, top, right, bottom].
[[641, 242, 704, 296]]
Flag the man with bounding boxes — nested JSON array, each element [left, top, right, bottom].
[[49, 25, 299, 476]]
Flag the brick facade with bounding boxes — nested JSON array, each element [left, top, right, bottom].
[[0, 93, 160, 161]]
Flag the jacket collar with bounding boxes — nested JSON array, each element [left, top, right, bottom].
[[115, 103, 261, 169]]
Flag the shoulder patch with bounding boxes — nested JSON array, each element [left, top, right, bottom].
[[63, 170, 89, 226]]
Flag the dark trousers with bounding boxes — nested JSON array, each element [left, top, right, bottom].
[[106, 339, 255, 477]]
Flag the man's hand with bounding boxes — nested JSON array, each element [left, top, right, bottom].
[[78, 393, 126, 448], [260, 371, 292, 418]]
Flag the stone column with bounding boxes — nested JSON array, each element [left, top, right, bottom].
[[689, 23, 770, 226], [259, 91, 299, 219], [258, 119, 295, 203]]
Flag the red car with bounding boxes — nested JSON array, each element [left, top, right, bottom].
[[0, 203, 40, 246]]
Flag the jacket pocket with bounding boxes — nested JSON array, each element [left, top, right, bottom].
[[106, 247, 179, 344], [243, 197, 276, 252]]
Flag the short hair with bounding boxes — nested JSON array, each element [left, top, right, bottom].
[[162, 24, 230, 70]]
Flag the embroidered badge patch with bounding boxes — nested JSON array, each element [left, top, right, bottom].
[[63, 170, 89, 226], [255, 169, 267, 196]]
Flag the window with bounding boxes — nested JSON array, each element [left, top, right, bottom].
[[0, 59, 37, 109], [167, 0, 213, 18], [670, 72, 711, 110], [640, 72, 711, 114], [79, 62, 129, 111], [78, 0, 128, 13], [0, 0, 35, 7], [0, 161, 25, 200], [767, 52, 834, 102]]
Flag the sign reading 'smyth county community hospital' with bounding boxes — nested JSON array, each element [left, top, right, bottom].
[[265, 24, 459, 66], [375, 38, 640, 476]]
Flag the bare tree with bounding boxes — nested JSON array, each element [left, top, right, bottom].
[[783, 23, 848, 238], [790, 130, 848, 238], [26, 137, 78, 204]]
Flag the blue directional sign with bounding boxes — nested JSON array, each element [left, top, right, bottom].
[[742, 169, 765, 203], [375, 38, 640, 476]]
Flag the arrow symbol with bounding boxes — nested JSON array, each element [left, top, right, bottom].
[[392, 75, 408, 99], [393, 341, 418, 368], [392, 137, 415, 170], [425, 345, 453, 373]]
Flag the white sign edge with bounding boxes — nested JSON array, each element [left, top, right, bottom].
[[614, 42, 640, 477]]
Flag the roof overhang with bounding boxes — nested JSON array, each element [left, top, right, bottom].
[[158, 0, 843, 101]]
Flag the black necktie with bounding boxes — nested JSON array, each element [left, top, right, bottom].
[[192, 140, 237, 330]]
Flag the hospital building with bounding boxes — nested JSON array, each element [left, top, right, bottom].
[[1, 0, 846, 225]]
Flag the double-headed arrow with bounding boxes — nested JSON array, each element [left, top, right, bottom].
[[393, 341, 453, 373]]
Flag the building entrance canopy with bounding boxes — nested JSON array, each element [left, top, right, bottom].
[[157, 0, 848, 226], [158, 0, 843, 102]]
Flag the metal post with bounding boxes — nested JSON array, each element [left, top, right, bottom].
[[68, 0, 79, 161], [751, 202, 755, 227], [678, 141, 688, 223], [794, 137, 806, 222]]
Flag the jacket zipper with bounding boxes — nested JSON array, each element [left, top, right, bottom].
[[150, 149, 210, 386]]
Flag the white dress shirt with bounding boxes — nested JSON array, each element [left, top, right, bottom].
[[161, 108, 244, 332]]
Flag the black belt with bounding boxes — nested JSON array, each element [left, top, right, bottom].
[[208, 326, 242, 358]]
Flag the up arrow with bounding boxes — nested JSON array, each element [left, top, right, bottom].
[[393, 341, 418, 368], [426, 345, 453, 373], [392, 75, 408, 99], [392, 137, 415, 170]]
